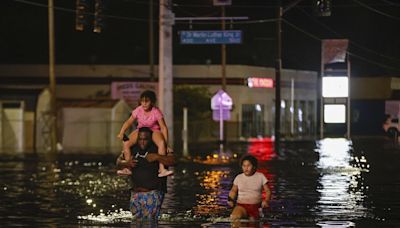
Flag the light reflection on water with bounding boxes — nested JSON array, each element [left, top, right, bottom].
[[1, 138, 399, 226], [315, 138, 369, 221]]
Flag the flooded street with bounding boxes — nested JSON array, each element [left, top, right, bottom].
[[1, 137, 399, 227]]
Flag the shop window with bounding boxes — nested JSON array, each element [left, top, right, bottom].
[[242, 104, 265, 138]]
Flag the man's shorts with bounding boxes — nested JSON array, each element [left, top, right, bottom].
[[236, 203, 261, 219], [130, 190, 164, 219]]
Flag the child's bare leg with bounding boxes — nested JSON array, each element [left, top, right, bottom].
[[230, 205, 247, 220], [123, 131, 138, 161], [152, 132, 166, 168], [118, 131, 138, 176], [152, 132, 173, 176]]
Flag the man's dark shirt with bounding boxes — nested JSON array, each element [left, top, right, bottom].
[[130, 142, 167, 192]]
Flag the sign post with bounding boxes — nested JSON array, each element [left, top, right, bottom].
[[219, 100, 223, 145], [211, 89, 233, 151], [182, 107, 188, 157]]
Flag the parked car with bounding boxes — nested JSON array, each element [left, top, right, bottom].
[[383, 115, 399, 140]]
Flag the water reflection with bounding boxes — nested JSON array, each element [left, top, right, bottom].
[[194, 169, 230, 216], [315, 138, 369, 221], [1, 138, 400, 227], [247, 137, 276, 161]]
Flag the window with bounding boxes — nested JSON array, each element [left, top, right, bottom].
[[324, 104, 346, 123], [242, 104, 265, 138]]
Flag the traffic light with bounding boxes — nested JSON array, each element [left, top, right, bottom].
[[75, 0, 89, 31], [93, 0, 104, 33], [314, 0, 331, 17]]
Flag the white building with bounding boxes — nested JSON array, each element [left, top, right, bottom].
[[0, 64, 318, 152]]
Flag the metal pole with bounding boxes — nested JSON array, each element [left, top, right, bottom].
[[220, 6, 226, 152], [291, 78, 294, 135], [347, 54, 351, 139], [274, 5, 282, 152], [0, 102, 2, 151], [320, 41, 325, 139], [219, 100, 224, 152], [20, 101, 25, 152], [182, 107, 188, 157], [149, 0, 155, 81], [48, 0, 57, 152], [221, 6, 226, 90]]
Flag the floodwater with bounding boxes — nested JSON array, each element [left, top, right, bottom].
[[1, 137, 399, 227]]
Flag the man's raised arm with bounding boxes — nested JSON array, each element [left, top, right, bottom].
[[116, 153, 137, 169], [145, 152, 176, 166]]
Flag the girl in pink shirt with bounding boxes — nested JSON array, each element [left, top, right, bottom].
[[117, 90, 173, 177]]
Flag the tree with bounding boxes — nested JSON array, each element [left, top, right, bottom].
[[173, 85, 212, 148], [173, 85, 211, 120]]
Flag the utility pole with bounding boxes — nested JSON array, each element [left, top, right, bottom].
[[221, 6, 226, 90], [159, 0, 174, 146], [48, 0, 57, 152], [149, 0, 155, 81], [274, 3, 282, 153], [274, 0, 305, 152]]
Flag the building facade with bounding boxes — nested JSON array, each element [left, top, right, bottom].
[[0, 64, 318, 152]]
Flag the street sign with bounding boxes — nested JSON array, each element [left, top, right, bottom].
[[213, 110, 231, 121], [180, 30, 242, 45], [211, 89, 233, 121], [211, 89, 233, 143], [211, 89, 233, 110]]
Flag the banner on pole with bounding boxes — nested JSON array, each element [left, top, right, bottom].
[[322, 39, 349, 64]]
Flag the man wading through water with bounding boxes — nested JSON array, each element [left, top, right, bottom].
[[116, 127, 176, 220]]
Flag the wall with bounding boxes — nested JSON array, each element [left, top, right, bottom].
[[0, 101, 24, 153], [351, 77, 392, 99], [62, 108, 113, 153], [0, 64, 319, 143]]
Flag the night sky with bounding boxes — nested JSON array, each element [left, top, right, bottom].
[[1, 0, 400, 77]]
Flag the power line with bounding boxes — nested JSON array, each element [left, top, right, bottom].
[[282, 19, 321, 42], [380, 0, 400, 7], [282, 19, 400, 73], [14, 0, 276, 25], [347, 52, 400, 73], [13, 0, 400, 73], [173, 2, 276, 9], [174, 6, 219, 17], [295, 6, 400, 64], [175, 18, 277, 25], [172, 2, 398, 9], [14, 0, 150, 22], [173, 2, 398, 9], [351, 0, 400, 21]]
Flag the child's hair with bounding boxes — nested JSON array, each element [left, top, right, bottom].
[[140, 90, 157, 104], [240, 154, 258, 170]]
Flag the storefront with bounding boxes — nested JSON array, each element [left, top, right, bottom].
[[0, 64, 318, 151]]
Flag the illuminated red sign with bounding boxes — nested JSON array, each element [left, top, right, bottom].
[[247, 77, 274, 88]]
